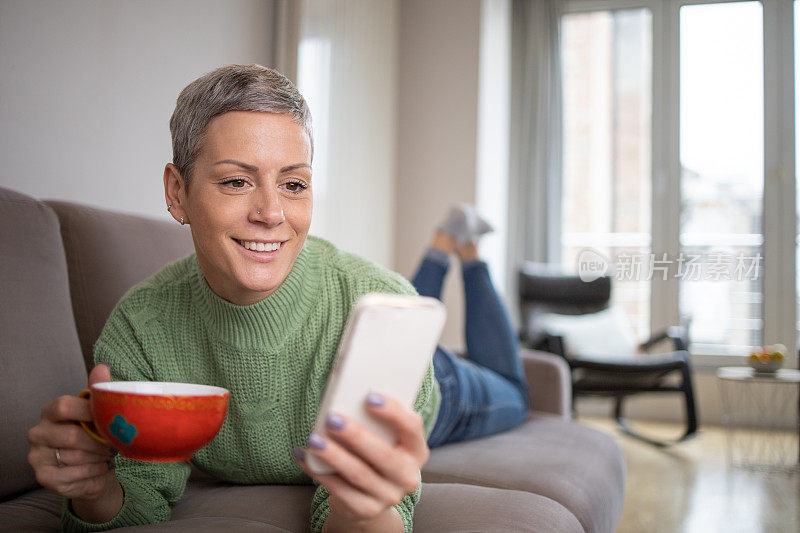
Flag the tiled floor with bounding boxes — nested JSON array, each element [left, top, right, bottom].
[[581, 417, 799, 533]]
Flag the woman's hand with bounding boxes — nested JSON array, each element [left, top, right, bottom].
[[293, 392, 430, 533], [26, 364, 123, 523]]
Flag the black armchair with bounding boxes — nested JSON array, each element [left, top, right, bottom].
[[518, 262, 698, 447]]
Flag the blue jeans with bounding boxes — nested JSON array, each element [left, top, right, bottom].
[[412, 250, 530, 448]]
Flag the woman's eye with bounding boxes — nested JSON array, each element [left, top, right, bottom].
[[283, 181, 308, 193], [224, 179, 247, 189]]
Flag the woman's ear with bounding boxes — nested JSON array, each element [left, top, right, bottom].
[[164, 164, 188, 224]]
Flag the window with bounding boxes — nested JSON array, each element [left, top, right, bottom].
[[561, 9, 653, 339], [560, 0, 797, 362], [678, 2, 764, 355]]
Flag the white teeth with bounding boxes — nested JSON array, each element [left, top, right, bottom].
[[240, 240, 280, 252]]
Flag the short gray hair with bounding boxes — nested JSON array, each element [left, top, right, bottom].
[[169, 64, 312, 183]]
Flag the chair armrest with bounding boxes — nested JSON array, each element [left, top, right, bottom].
[[520, 348, 572, 420]]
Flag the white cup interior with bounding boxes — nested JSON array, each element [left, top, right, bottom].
[[92, 381, 228, 396]]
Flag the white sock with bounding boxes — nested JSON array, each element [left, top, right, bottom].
[[437, 204, 493, 245]]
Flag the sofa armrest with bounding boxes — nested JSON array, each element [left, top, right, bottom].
[[520, 348, 572, 420]]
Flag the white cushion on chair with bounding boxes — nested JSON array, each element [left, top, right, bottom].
[[536, 307, 639, 361]]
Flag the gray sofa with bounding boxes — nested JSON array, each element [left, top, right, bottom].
[[0, 186, 625, 532]]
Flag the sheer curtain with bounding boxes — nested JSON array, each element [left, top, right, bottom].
[[508, 0, 563, 308], [294, 0, 400, 267]]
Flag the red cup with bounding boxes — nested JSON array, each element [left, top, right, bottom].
[[78, 382, 229, 462]]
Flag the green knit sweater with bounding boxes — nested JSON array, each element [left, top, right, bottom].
[[61, 236, 441, 533]]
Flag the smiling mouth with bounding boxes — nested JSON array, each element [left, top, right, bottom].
[[236, 239, 282, 252]]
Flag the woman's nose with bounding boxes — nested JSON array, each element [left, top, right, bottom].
[[251, 190, 285, 226]]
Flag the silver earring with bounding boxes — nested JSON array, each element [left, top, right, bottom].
[[180, 216, 185, 225], [167, 204, 173, 211], [257, 209, 262, 215]]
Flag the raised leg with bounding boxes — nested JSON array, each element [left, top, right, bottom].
[[410, 232, 455, 300], [461, 260, 530, 407]]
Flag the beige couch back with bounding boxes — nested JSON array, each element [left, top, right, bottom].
[[46, 201, 194, 371], [0, 188, 193, 500], [0, 188, 87, 500]]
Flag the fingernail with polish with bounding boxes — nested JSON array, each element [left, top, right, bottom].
[[326, 413, 346, 430], [292, 447, 306, 461], [308, 433, 326, 450], [366, 392, 385, 407]]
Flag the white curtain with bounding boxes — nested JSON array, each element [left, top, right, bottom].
[[508, 0, 563, 294], [295, 0, 400, 267]]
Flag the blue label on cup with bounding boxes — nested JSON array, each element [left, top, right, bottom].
[[109, 415, 138, 445]]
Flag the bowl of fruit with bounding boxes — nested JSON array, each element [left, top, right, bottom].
[[747, 344, 786, 373]]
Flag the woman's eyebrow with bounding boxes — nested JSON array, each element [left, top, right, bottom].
[[213, 159, 258, 172], [280, 163, 312, 173], [212, 160, 310, 174]]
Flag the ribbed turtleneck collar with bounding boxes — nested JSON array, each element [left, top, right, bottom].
[[189, 238, 323, 351]]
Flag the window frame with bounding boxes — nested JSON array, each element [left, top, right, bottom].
[[558, 0, 798, 367]]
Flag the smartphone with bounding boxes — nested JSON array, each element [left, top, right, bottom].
[[305, 293, 446, 475]]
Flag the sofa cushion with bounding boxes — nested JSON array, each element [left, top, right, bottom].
[[0, 188, 88, 501], [0, 487, 62, 531], [162, 477, 315, 531], [0, 482, 583, 532], [45, 201, 195, 371], [413, 483, 583, 532], [423, 414, 626, 533], [168, 479, 583, 533]]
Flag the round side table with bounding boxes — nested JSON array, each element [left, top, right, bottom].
[[716, 367, 800, 473]]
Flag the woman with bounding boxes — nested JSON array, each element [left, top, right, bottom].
[[26, 65, 528, 533]]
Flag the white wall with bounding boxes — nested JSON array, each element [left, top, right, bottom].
[[395, 0, 482, 349], [296, 0, 399, 268], [0, 0, 275, 220]]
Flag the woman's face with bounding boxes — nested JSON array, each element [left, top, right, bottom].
[[166, 111, 313, 305]]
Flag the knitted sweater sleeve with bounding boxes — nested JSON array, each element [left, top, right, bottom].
[[61, 306, 191, 532], [309, 271, 438, 533]]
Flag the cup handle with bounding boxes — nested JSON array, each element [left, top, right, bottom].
[[77, 389, 111, 446]]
